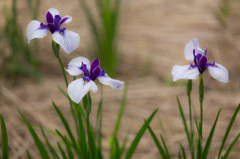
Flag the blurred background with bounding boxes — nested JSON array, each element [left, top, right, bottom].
[[0, 0, 240, 158]]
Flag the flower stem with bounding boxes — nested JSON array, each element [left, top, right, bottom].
[[198, 74, 204, 158], [51, 40, 69, 87], [187, 80, 195, 159]]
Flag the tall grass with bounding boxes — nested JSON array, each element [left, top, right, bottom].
[[78, 0, 121, 77], [0, 0, 41, 83]]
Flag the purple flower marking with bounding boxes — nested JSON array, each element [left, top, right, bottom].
[[27, 8, 80, 54]]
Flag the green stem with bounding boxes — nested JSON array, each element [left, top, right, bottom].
[[198, 74, 204, 158], [51, 40, 69, 87]]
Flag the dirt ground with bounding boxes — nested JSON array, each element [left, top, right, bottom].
[[1, 0, 240, 158]]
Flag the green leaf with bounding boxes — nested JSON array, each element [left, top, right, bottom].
[[218, 104, 240, 158], [41, 127, 60, 159], [18, 109, 50, 159], [177, 97, 190, 146], [53, 102, 77, 149], [124, 109, 158, 159], [113, 82, 128, 139], [202, 109, 221, 159], [180, 144, 186, 159], [96, 96, 103, 159], [1, 115, 9, 159], [26, 150, 33, 159], [160, 134, 170, 158], [145, 120, 167, 159], [57, 142, 67, 159], [222, 133, 240, 159]]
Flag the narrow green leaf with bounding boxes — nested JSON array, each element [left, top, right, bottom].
[[202, 109, 221, 159], [145, 120, 167, 159], [26, 150, 33, 159], [57, 142, 67, 159], [113, 82, 128, 139], [1, 115, 9, 159], [120, 132, 129, 158], [218, 104, 240, 158], [18, 109, 50, 159], [125, 109, 158, 159], [177, 97, 190, 145], [63, 136, 74, 159], [96, 96, 103, 159], [53, 102, 77, 149], [160, 134, 170, 158], [222, 133, 240, 159], [41, 127, 60, 159], [180, 144, 186, 159]]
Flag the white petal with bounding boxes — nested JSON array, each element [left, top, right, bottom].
[[47, 8, 60, 17], [52, 30, 80, 54], [68, 78, 98, 103], [184, 38, 204, 61], [68, 57, 90, 69], [27, 20, 48, 43], [98, 75, 124, 90], [66, 57, 90, 76], [171, 65, 200, 81], [60, 16, 72, 25], [208, 63, 229, 83]]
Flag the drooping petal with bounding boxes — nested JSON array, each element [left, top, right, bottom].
[[98, 75, 124, 90], [66, 57, 90, 76], [27, 20, 49, 43], [208, 63, 229, 83], [171, 65, 200, 81], [60, 16, 72, 25], [68, 78, 98, 103], [47, 8, 60, 18], [52, 29, 80, 54], [184, 38, 204, 61]]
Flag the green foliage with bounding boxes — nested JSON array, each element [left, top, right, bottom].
[[1, 115, 9, 159], [0, 0, 41, 83], [78, 0, 121, 77]]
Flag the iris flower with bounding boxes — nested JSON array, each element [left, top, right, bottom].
[[171, 38, 229, 83], [27, 8, 80, 54], [66, 57, 124, 103]]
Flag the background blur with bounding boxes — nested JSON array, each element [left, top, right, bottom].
[[0, 0, 240, 158]]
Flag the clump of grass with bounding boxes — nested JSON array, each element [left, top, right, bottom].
[[78, 0, 121, 77], [0, 0, 41, 84]]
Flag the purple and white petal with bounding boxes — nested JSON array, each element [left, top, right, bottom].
[[68, 78, 98, 103], [47, 8, 60, 18], [171, 65, 199, 81], [208, 63, 229, 83], [66, 57, 90, 76], [98, 75, 124, 90], [52, 29, 80, 54], [60, 16, 72, 25], [184, 38, 204, 61], [27, 20, 49, 43]]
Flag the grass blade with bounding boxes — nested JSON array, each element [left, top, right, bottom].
[[57, 142, 67, 159], [41, 127, 60, 159], [202, 109, 221, 159], [124, 109, 158, 159], [218, 104, 240, 158], [1, 115, 9, 159], [18, 109, 50, 159], [177, 97, 190, 146], [145, 120, 167, 159], [26, 150, 33, 159], [180, 144, 186, 159], [160, 134, 170, 157], [53, 102, 77, 150], [222, 133, 240, 159]]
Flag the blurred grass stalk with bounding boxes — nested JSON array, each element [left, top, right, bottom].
[[217, 0, 232, 27], [1, 0, 41, 83], [79, 0, 121, 77]]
